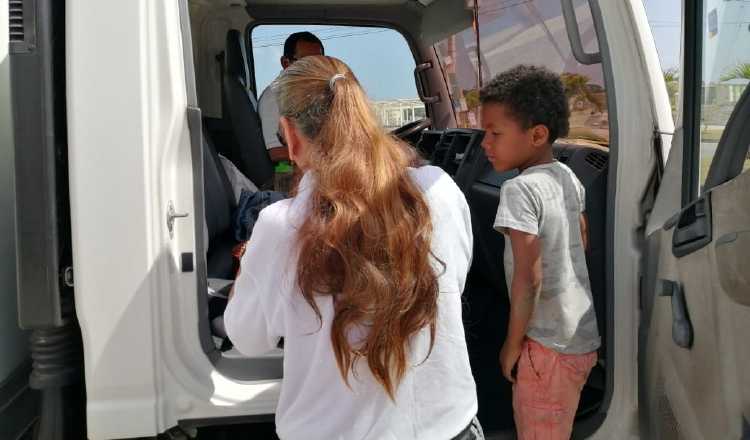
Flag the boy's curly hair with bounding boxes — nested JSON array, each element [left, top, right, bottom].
[[480, 65, 570, 143]]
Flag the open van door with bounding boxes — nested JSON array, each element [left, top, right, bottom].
[[641, 1, 750, 438]]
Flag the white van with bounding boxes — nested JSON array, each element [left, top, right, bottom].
[[3, 0, 749, 439]]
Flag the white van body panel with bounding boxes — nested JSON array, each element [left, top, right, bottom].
[[629, 0, 675, 161], [68, 1, 278, 438], [581, 1, 668, 437]]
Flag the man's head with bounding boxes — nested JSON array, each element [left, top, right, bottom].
[[479, 65, 569, 171], [281, 32, 324, 70]]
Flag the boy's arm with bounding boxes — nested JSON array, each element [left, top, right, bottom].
[[500, 228, 542, 383], [580, 213, 589, 252]]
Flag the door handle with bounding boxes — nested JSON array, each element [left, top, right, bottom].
[[657, 279, 693, 349], [167, 201, 189, 239], [560, 0, 602, 65], [670, 193, 712, 257], [413, 62, 440, 104]]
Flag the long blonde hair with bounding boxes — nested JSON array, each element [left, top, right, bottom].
[[274, 56, 439, 399]]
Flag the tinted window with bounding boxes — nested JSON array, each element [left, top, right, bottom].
[[434, 0, 610, 145]]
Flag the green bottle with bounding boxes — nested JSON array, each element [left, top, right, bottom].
[[274, 160, 293, 193]]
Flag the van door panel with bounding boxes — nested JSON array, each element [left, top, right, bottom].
[[641, 0, 750, 434]]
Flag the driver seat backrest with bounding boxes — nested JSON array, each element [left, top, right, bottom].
[[222, 29, 274, 190], [203, 130, 238, 279]]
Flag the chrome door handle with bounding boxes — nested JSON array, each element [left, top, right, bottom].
[[167, 201, 189, 239]]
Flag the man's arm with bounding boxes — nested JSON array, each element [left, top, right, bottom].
[[257, 88, 287, 161], [500, 228, 542, 383], [579, 213, 589, 252], [268, 146, 290, 162]]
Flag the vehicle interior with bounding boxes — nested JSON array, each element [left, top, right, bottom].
[[187, 0, 613, 437]]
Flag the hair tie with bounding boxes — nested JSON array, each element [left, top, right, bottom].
[[329, 73, 346, 91]]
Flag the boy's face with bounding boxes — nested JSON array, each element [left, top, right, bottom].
[[480, 103, 549, 172]]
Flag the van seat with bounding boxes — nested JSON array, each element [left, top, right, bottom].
[[203, 130, 238, 279], [222, 30, 274, 189]]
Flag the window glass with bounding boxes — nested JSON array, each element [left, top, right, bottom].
[[697, 1, 750, 184], [433, 0, 610, 146], [250, 25, 424, 130], [644, 0, 682, 121], [434, 26, 480, 128]]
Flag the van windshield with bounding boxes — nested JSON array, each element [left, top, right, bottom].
[[251, 25, 424, 131], [432, 0, 610, 147]]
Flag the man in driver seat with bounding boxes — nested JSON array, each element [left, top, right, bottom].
[[257, 32, 325, 162]]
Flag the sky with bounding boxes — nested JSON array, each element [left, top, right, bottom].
[[252, 25, 419, 101], [250, 1, 682, 100], [643, 0, 682, 71]]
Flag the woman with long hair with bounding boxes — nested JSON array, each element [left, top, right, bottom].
[[224, 56, 481, 440]]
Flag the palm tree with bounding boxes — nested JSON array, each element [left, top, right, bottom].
[[720, 62, 750, 82], [561, 72, 589, 98], [663, 68, 679, 83], [663, 68, 679, 111], [463, 89, 480, 110], [719, 63, 750, 160], [560, 73, 604, 114]]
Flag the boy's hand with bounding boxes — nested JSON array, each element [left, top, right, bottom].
[[500, 340, 523, 383]]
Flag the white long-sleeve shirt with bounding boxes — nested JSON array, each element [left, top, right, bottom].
[[224, 166, 477, 440]]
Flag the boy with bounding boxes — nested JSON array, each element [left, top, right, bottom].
[[480, 65, 600, 439]]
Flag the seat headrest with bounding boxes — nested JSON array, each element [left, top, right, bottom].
[[225, 30, 248, 84]]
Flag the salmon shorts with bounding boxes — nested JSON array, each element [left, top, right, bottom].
[[512, 338, 597, 440]]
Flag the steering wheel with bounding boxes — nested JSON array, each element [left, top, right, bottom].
[[391, 118, 432, 142]]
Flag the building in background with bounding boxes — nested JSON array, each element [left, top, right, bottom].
[[373, 98, 426, 130], [702, 0, 750, 125]]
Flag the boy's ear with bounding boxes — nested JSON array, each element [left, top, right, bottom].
[[530, 124, 550, 147]]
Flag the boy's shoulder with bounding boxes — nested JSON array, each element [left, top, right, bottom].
[[504, 165, 554, 192], [501, 172, 535, 192], [498, 174, 542, 211], [518, 161, 581, 188], [501, 162, 584, 207], [553, 160, 583, 183]]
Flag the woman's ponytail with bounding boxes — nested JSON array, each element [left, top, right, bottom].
[[275, 56, 438, 400]]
